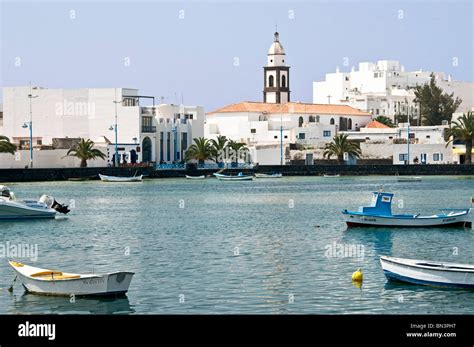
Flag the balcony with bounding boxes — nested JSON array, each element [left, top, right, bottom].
[[141, 126, 157, 133]]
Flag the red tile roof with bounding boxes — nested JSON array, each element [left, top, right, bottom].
[[207, 101, 371, 116], [365, 120, 391, 128]]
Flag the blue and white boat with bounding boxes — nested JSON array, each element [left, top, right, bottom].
[[380, 255, 474, 289], [342, 191, 471, 228]]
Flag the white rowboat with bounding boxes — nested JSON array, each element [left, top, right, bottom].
[[185, 175, 206, 179], [9, 261, 134, 296], [380, 255, 474, 289], [213, 173, 254, 181], [324, 174, 340, 178], [99, 174, 143, 182]]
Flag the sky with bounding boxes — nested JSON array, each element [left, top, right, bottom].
[[1, 0, 473, 112]]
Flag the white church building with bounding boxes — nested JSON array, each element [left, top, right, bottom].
[[205, 32, 372, 165]]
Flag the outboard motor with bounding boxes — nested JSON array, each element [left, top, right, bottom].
[[0, 185, 11, 199], [39, 194, 70, 214]]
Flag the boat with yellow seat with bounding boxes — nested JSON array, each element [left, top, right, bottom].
[[9, 261, 134, 296]]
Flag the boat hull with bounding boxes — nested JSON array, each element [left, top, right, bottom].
[[10, 262, 134, 296], [380, 256, 474, 288], [213, 173, 254, 181], [0, 200, 57, 220], [343, 212, 471, 228], [185, 175, 206, 179], [99, 174, 143, 182]]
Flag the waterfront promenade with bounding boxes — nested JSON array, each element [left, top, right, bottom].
[[0, 164, 473, 182]]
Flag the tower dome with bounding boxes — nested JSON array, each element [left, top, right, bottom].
[[268, 32, 285, 55]]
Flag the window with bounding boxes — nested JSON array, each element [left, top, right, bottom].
[[330, 118, 335, 125], [323, 130, 331, 137], [181, 132, 187, 160], [250, 129, 256, 134], [274, 135, 278, 139], [160, 132, 164, 162], [348, 118, 352, 130], [166, 132, 171, 162], [426, 135, 430, 139], [142, 116, 153, 127], [284, 135, 288, 139], [298, 116, 304, 127], [376, 109, 380, 115], [309, 115, 315, 123], [298, 133, 306, 139], [316, 115, 320, 123], [269, 75, 274, 87], [345, 76, 349, 81], [122, 97, 138, 107], [282, 75, 286, 87], [37, 139, 42, 145], [399, 153, 408, 162], [433, 153, 443, 162]]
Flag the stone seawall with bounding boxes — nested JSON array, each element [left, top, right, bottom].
[[0, 164, 472, 182]]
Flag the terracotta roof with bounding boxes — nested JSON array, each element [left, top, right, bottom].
[[207, 101, 371, 116], [365, 120, 391, 129]]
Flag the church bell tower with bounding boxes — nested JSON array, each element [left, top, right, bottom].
[[263, 32, 290, 103]]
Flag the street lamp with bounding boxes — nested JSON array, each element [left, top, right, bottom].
[[24, 90, 38, 168], [111, 89, 121, 167]]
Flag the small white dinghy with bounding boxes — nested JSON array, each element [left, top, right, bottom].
[[380, 255, 474, 289], [185, 175, 206, 179], [323, 174, 340, 178], [9, 261, 134, 296], [213, 173, 254, 181], [99, 174, 143, 182]]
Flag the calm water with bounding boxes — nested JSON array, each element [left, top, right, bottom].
[[0, 176, 473, 314]]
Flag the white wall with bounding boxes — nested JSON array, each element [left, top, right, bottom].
[[0, 149, 107, 168]]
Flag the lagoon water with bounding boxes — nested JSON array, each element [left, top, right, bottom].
[[0, 176, 473, 314]]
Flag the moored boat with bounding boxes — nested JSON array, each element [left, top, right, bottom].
[[324, 174, 340, 178], [255, 173, 282, 178], [342, 191, 471, 227], [185, 175, 206, 179], [99, 174, 143, 182], [9, 261, 134, 296], [380, 255, 474, 289], [0, 186, 70, 219], [213, 172, 254, 181]]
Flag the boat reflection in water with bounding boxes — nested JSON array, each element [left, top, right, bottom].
[[10, 292, 135, 315]]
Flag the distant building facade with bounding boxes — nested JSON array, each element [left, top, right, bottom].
[[1, 86, 204, 168], [313, 60, 474, 123]]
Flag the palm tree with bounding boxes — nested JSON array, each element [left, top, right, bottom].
[[323, 133, 361, 164], [0, 136, 16, 154], [210, 135, 228, 164], [65, 138, 106, 167], [445, 111, 474, 164], [184, 137, 213, 164], [226, 140, 250, 165]]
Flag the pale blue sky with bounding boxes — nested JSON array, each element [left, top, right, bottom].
[[1, 0, 473, 111]]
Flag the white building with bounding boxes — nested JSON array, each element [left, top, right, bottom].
[[206, 102, 371, 164], [343, 120, 454, 164], [205, 32, 372, 165], [1, 86, 204, 167], [313, 60, 474, 122]]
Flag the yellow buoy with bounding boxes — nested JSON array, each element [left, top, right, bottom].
[[352, 268, 363, 283]]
